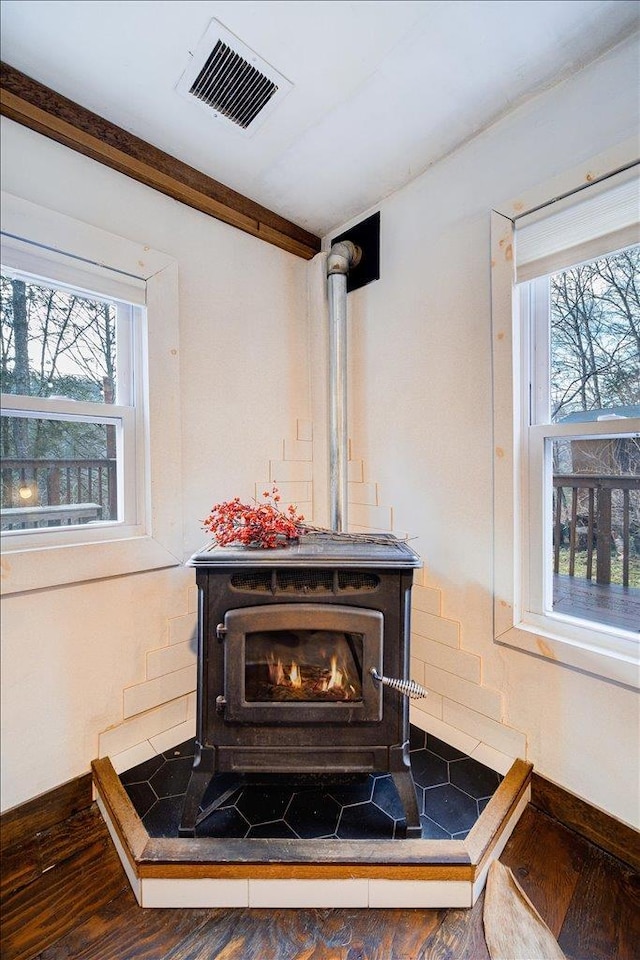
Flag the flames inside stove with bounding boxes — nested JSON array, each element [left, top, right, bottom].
[[245, 629, 363, 702]]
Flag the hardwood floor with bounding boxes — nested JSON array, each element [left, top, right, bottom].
[[1, 798, 638, 959]]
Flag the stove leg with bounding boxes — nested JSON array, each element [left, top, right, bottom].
[[392, 770, 423, 838], [178, 771, 212, 837], [179, 745, 216, 838]]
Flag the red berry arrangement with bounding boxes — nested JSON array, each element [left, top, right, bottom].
[[202, 486, 306, 549]]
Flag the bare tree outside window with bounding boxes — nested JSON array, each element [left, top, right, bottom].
[[1, 273, 121, 529], [551, 247, 640, 421], [548, 245, 640, 613]]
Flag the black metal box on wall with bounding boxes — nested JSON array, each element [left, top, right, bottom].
[[331, 211, 380, 293]]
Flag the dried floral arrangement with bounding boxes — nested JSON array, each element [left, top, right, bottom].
[[203, 486, 415, 549], [202, 486, 306, 549]]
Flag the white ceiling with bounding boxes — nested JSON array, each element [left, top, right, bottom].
[[1, 1, 638, 237]]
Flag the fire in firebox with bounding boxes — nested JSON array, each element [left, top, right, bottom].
[[246, 629, 363, 702]]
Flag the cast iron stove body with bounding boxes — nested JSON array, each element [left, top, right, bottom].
[[179, 532, 423, 838]]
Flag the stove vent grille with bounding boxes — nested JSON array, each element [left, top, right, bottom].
[[230, 571, 380, 595], [176, 19, 292, 134]]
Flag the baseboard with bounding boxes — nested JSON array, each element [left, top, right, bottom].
[[0, 773, 93, 853], [531, 773, 640, 872]]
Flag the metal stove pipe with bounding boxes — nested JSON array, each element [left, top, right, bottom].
[[327, 240, 361, 532]]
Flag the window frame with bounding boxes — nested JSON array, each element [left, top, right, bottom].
[[491, 187, 640, 690], [1, 281, 142, 543], [0, 192, 182, 594]]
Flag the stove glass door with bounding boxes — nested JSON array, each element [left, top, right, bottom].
[[221, 603, 383, 723]]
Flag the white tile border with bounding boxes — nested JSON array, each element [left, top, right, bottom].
[[142, 877, 249, 908], [109, 740, 157, 775], [410, 706, 481, 759], [249, 878, 370, 908], [368, 879, 472, 909], [409, 707, 520, 777], [470, 741, 515, 777], [149, 718, 196, 754], [107, 717, 197, 774], [127, 872, 481, 910], [96, 796, 142, 904]]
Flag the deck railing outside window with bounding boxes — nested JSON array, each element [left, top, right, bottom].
[[1, 457, 117, 530], [553, 474, 639, 588]]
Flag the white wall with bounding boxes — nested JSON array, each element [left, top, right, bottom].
[[314, 35, 639, 826], [0, 118, 310, 810]]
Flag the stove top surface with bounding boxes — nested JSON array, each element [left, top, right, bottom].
[[188, 532, 422, 569]]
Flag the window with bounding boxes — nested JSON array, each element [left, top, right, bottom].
[[1, 269, 143, 539], [0, 192, 182, 593], [491, 161, 640, 688], [521, 249, 639, 633]]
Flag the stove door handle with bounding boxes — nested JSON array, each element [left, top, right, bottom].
[[370, 667, 428, 699]]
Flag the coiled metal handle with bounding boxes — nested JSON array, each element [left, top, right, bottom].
[[370, 667, 428, 699]]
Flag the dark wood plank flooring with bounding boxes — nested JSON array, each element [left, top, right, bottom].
[[1, 802, 638, 960]]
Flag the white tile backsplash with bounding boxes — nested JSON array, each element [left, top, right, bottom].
[[146, 640, 196, 680], [412, 609, 460, 648], [123, 665, 196, 719], [99, 698, 188, 757]]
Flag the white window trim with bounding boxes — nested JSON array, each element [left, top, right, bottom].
[[0, 192, 183, 594], [490, 149, 640, 691]]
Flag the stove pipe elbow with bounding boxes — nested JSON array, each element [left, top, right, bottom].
[[327, 240, 362, 277]]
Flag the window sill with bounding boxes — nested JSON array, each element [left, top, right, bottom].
[[496, 616, 639, 690], [0, 534, 181, 595]]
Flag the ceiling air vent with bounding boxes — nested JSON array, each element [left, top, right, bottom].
[[176, 20, 292, 135]]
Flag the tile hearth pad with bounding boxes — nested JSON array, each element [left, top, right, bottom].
[[120, 726, 502, 842]]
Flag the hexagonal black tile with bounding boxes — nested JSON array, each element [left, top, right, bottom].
[[337, 802, 396, 839], [142, 795, 185, 837], [234, 786, 293, 825], [119, 753, 164, 785], [426, 735, 467, 762], [200, 772, 243, 811], [410, 749, 448, 789], [449, 757, 502, 800], [149, 756, 195, 799], [419, 814, 451, 840], [371, 776, 405, 820], [328, 776, 374, 806], [286, 791, 342, 839], [198, 805, 250, 838], [247, 821, 298, 839], [423, 783, 478, 835], [116, 726, 504, 841], [123, 780, 157, 818]]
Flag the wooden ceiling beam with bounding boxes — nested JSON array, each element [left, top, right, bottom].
[[0, 62, 321, 261]]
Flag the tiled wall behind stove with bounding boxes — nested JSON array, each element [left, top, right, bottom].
[[98, 417, 526, 774]]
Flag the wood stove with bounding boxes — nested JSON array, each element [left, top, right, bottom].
[[179, 532, 424, 838]]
